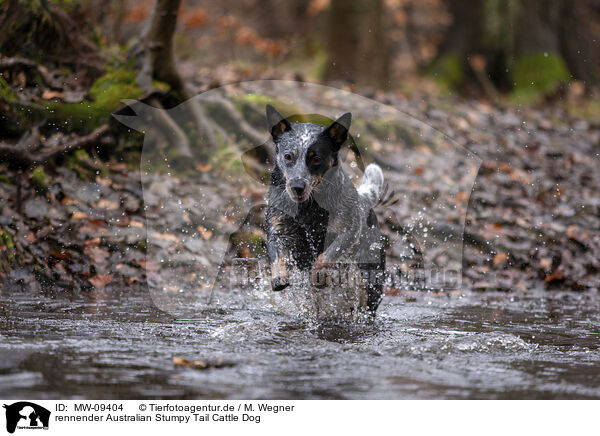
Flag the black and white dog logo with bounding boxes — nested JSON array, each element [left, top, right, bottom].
[[3, 402, 50, 434]]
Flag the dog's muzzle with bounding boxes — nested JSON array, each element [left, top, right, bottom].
[[288, 179, 307, 201]]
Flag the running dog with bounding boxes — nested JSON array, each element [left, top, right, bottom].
[[265, 105, 385, 314]]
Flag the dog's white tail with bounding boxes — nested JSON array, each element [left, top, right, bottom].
[[357, 163, 384, 209]]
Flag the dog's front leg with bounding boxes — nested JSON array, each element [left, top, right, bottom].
[[314, 217, 362, 269], [267, 224, 292, 292], [270, 252, 290, 292]]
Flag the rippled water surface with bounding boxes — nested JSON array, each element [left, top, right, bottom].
[[1, 289, 599, 399]]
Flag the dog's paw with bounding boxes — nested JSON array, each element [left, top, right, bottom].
[[272, 276, 290, 292], [271, 258, 290, 291]]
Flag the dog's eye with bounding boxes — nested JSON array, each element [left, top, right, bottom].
[[284, 153, 293, 162]]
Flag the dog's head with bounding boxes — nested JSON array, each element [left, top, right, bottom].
[[266, 105, 351, 203]]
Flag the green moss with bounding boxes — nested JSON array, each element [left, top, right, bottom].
[[0, 174, 10, 184], [429, 54, 465, 90], [31, 167, 49, 191], [0, 76, 17, 102], [0, 229, 14, 249], [65, 149, 93, 179], [46, 67, 144, 132], [0, 228, 15, 262], [89, 68, 143, 110], [512, 53, 570, 102], [309, 48, 328, 80]]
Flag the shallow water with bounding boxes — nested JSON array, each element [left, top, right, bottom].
[[1, 288, 599, 399]]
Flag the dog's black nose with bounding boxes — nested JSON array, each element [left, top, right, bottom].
[[290, 180, 306, 197]]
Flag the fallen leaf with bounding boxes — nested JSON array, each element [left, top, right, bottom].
[[540, 257, 552, 270], [71, 211, 89, 220], [137, 258, 161, 272], [493, 252, 507, 266], [456, 191, 469, 202], [41, 90, 64, 100], [84, 237, 101, 246], [50, 250, 71, 260], [89, 274, 112, 289], [96, 198, 119, 211], [84, 246, 110, 266], [172, 356, 234, 370], [152, 232, 179, 243], [197, 226, 213, 240], [124, 277, 139, 285], [87, 219, 105, 228]]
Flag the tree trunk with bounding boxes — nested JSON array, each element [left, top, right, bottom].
[[356, 0, 390, 89], [145, 0, 186, 99], [324, 0, 359, 83], [558, 0, 600, 87]]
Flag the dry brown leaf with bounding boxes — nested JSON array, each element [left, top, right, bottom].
[[96, 199, 119, 211], [84, 246, 110, 266], [493, 252, 507, 266], [89, 274, 112, 289], [137, 258, 160, 272], [41, 90, 64, 100], [50, 250, 71, 260], [455, 191, 469, 202], [195, 162, 212, 172], [197, 226, 213, 240], [71, 211, 89, 220], [152, 232, 179, 243], [124, 277, 139, 285], [540, 257, 552, 270], [84, 237, 101, 246]]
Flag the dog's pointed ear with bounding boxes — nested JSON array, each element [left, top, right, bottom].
[[266, 104, 291, 139], [323, 112, 351, 151]]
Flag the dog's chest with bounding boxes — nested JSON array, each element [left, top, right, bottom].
[[284, 200, 329, 267]]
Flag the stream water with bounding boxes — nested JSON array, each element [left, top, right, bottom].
[[1, 289, 599, 399]]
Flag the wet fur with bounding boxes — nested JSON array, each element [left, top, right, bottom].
[[265, 105, 385, 314]]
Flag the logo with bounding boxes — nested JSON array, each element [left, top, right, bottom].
[[3, 402, 50, 434]]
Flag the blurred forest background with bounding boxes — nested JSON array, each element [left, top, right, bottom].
[[1, 0, 600, 114], [1, 0, 600, 294]]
